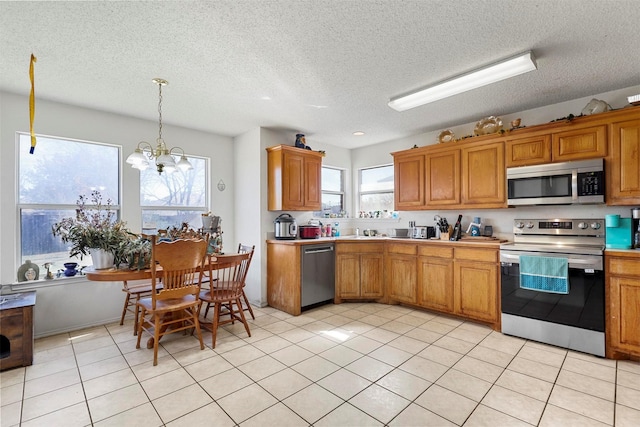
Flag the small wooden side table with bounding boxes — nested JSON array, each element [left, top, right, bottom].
[[0, 291, 36, 371]]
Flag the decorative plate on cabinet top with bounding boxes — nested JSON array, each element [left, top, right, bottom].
[[474, 116, 503, 135], [437, 129, 455, 143]]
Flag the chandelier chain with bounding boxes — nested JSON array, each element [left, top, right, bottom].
[[157, 82, 163, 142]]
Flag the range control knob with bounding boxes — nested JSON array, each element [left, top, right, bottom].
[[591, 222, 601, 230], [515, 222, 525, 229], [578, 222, 588, 229], [525, 222, 535, 229]]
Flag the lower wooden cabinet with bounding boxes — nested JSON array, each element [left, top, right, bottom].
[[336, 243, 384, 301], [606, 253, 640, 358], [418, 246, 454, 312], [454, 247, 499, 324], [395, 243, 499, 328], [386, 243, 418, 304]]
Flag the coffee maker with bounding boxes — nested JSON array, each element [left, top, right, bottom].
[[605, 214, 633, 249]]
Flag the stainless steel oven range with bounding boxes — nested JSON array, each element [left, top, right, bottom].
[[500, 218, 605, 356]]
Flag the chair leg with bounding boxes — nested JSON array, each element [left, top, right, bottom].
[[241, 290, 255, 320], [191, 306, 204, 350], [235, 298, 251, 337], [120, 292, 131, 325], [135, 307, 145, 349], [153, 313, 161, 366], [211, 302, 221, 349]]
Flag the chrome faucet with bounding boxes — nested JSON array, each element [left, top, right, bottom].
[[355, 227, 360, 237]]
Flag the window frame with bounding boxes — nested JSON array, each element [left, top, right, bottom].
[[320, 165, 345, 216], [358, 163, 395, 214], [16, 132, 122, 272], [139, 154, 210, 231]]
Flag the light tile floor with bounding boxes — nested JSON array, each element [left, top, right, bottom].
[[2, 302, 640, 426]]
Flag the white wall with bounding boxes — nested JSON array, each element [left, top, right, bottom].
[[0, 91, 234, 337]]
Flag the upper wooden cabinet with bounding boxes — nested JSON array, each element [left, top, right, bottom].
[[552, 125, 607, 162], [461, 141, 505, 207], [505, 125, 606, 167], [608, 116, 640, 205], [505, 134, 552, 167], [393, 138, 505, 210], [266, 145, 323, 211], [394, 151, 425, 209]]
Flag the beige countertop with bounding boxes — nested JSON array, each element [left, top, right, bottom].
[[267, 236, 507, 248]]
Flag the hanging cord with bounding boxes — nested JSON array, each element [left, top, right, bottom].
[[157, 81, 163, 141], [29, 54, 37, 154]]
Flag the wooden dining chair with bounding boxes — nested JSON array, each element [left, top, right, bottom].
[[198, 252, 252, 348], [236, 243, 256, 319], [202, 243, 256, 320], [135, 235, 207, 366]]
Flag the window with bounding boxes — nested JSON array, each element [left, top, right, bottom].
[[359, 165, 394, 213], [140, 156, 208, 231], [320, 166, 345, 216], [18, 133, 120, 271]]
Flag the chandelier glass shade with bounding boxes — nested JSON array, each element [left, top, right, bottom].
[[126, 78, 193, 174]]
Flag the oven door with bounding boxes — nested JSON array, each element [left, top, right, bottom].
[[500, 250, 604, 332]]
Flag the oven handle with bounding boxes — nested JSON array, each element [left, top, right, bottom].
[[500, 252, 603, 271]]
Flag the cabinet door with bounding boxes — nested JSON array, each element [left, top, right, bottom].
[[608, 118, 640, 205], [609, 275, 640, 355], [304, 155, 322, 210], [394, 153, 425, 209], [454, 260, 498, 323], [426, 149, 460, 207], [281, 151, 305, 209], [387, 254, 417, 304], [361, 254, 384, 298], [552, 125, 607, 161], [418, 256, 454, 312], [336, 254, 361, 298], [461, 141, 505, 207], [505, 134, 552, 167]]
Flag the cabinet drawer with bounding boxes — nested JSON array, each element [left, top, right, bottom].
[[386, 243, 417, 255], [418, 245, 453, 258], [608, 257, 640, 276], [336, 243, 384, 254], [454, 247, 497, 262]]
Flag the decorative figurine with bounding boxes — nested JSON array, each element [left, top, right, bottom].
[[295, 133, 312, 150], [44, 262, 54, 280]]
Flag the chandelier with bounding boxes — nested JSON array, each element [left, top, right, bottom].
[[126, 78, 193, 174]]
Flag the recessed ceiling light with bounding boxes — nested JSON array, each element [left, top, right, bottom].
[[353, 131, 365, 136]]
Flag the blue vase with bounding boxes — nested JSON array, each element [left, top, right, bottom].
[[63, 262, 78, 277]]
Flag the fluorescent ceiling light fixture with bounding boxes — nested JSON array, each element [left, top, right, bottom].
[[388, 51, 537, 112]]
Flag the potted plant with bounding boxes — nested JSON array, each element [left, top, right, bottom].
[[52, 191, 133, 269]]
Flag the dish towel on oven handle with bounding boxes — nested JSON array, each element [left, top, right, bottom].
[[519, 255, 569, 294]]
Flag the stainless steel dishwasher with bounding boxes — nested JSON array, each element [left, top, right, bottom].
[[301, 243, 335, 309]]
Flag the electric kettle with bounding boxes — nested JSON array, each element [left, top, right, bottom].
[[274, 213, 297, 240]]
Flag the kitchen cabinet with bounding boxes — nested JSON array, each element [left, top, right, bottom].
[[335, 242, 384, 302], [453, 247, 499, 325], [266, 145, 322, 211], [416, 244, 499, 328], [608, 116, 640, 205], [552, 125, 607, 162], [393, 151, 425, 209], [266, 241, 302, 315], [461, 140, 505, 207], [394, 138, 504, 210], [505, 134, 552, 167], [425, 147, 460, 207], [605, 252, 640, 359], [386, 242, 418, 304], [417, 245, 454, 312]]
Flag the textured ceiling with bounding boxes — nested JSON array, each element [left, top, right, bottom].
[[1, 0, 639, 149]]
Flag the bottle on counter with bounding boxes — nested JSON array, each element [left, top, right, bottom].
[[333, 222, 340, 237]]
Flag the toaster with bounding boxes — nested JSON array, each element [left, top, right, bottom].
[[411, 226, 435, 239]]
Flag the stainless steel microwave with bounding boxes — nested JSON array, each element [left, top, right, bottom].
[[507, 158, 604, 206]]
